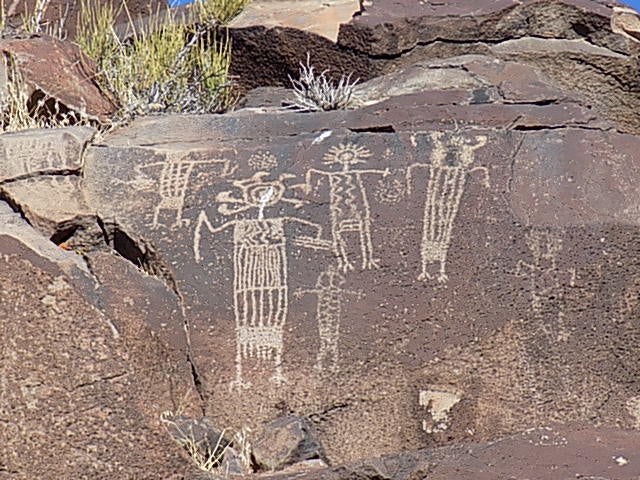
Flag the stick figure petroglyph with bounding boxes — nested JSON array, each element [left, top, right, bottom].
[[135, 151, 235, 230], [294, 266, 362, 373], [193, 172, 331, 391], [515, 227, 576, 341], [407, 132, 488, 283], [295, 142, 388, 272]]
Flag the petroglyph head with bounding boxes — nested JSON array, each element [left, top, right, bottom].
[[323, 142, 372, 171], [217, 172, 303, 216], [430, 132, 487, 168], [316, 265, 346, 289]]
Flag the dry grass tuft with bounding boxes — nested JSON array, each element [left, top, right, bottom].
[[288, 53, 360, 112], [76, 0, 243, 120]]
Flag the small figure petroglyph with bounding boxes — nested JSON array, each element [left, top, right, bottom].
[[135, 151, 235, 229], [194, 172, 331, 391], [407, 132, 488, 282], [515, 227, 576, 340], [3, 136, 65, 173], [295, 141, 388, 272], [294, 266, 362, 373]]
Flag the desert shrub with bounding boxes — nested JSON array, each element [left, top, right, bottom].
[[76, 0, 244, 118], [288, 53, 360, 112]]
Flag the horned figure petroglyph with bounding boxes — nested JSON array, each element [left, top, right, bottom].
[[294, 142, 388, 272], [193, 172, 331, 390], [407, 132, 489, 282], [515, 227, 576, 341], [135, 151, 235, 229], [294, 266, 362, 373]]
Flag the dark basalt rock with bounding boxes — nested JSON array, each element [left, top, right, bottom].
[[3, 0, 640, 478], [253, 416, 327, 471]]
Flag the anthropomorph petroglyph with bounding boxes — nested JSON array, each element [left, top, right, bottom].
[[407, 132, 489, 282], [294, 266, 362, 373], [2, 136, 66, 173], [193, 172, 331, 390], [135, 151, 235, 229], [295, 142, 388, 272], [515, 227, 576, 341]]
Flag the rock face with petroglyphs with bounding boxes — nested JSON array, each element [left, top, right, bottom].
[[4, 0, 640, 479]]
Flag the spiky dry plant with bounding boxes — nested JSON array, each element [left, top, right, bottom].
[[288, 53, 360, 112], [20, 0, 69, 38], [160, 411, 231, 474]]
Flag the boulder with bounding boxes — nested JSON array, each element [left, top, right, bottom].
[[253, 416, 326, 471], [244, 426, 640, 480], [0, 36, 117, 122], [0, 202, 200, 478], [76, 0, 640, 459]]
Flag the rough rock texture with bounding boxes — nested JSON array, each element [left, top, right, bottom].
[[0, 203, 200, 479], [253, 416, 326, 471], [259, 426, 640, 480], [3, 0, 640, 478], [0, 36, 117, 122]]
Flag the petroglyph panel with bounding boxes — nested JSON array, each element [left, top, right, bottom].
[[0, 126, 94, 181], [83, 125, 640, 462]]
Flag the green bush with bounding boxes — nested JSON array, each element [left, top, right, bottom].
[[76, 0, 246, 118]]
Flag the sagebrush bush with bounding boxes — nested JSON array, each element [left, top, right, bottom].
[[77, 0, 244, 118]]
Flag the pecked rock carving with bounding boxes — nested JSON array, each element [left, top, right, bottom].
[[6, 1, 640, 478]]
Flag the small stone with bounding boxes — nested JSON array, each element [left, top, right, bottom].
[[253, 416, 326, 471]]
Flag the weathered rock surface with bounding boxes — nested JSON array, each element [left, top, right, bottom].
[[0, 207, 199, 478], [230, 0, 359, 42], [4, 0, 640, 478], [0, 36, 117, 122], [253, 416, 326, 471], [258, 426, 640, 480]]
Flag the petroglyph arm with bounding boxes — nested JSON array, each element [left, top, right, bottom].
[[292, 168, 324, 195], [293, 286, 317, 298], [289, 217, 333, 251], [193, 211, 235, 262], [355, 168, 391, 177]]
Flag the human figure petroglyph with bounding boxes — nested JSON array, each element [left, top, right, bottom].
[[295, 142, 388, 272], [515, 227, 576, 340], [3, 136, 65, 172], [135, 151, 235, 229], [194, 172, 331, 390], [294, 266, 362, 373], [407, 132, 489, 282]]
